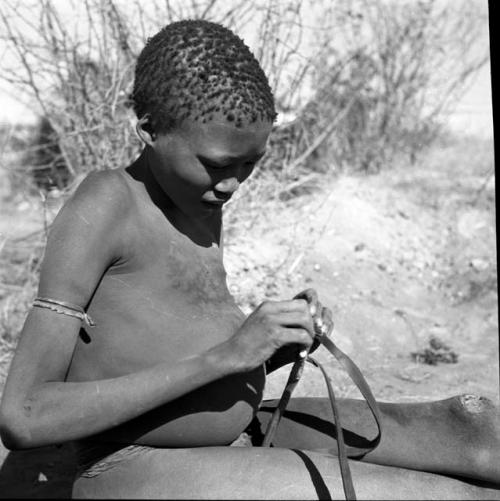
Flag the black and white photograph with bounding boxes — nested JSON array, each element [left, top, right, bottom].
[[0, 0, 497, 499]]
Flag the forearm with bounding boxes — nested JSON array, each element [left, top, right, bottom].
[[2, 344, 231, 449]]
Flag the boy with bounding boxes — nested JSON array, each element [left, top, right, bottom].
[[0, 20, 499, 499]]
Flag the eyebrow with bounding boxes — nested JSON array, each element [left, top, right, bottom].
[[198, 150, 266, 166]]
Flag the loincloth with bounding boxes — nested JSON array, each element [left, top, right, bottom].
[[73, 417, 264, 478], [73, 440, 153, 478]]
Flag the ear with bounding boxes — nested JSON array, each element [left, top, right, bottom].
[[136, 115, 156, 146]]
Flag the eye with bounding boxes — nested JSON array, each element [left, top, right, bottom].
[[198, 155, 261, 171], [199, 158, 226, 170]]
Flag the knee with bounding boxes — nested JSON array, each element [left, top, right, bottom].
[[446, 394, 499, 444], [457, 394, 496, 415], [453, 395, 500, 482], [449, 394, 498, 426]]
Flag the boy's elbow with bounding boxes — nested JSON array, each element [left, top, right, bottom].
[[0, 407, 32, 450]]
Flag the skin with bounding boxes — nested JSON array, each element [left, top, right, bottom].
[[0, 111, 499, 499]]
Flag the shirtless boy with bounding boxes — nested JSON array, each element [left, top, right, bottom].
[[0, 20, 499, 500]]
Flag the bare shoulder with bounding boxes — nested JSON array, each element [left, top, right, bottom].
[[38, 169, 136, 301], [49, 169, 135, 242], [64, 169, 133, 219]]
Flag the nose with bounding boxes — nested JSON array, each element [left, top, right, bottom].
[[214, 176, 240, 195]]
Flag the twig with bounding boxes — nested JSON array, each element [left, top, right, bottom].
[[473, 169, 494, 205], [284, 97, 357, 172]]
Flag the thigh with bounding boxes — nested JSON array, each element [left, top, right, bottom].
[[72, 445, 499, 500], [256, 396, 500, 483]]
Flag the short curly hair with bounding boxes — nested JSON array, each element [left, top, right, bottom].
[[131, 20, 277, 133]]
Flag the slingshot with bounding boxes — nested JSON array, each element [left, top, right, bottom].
[[262, 293, 383, 501]]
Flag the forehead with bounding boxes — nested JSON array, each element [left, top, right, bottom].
[[175, 114, 273, 158]]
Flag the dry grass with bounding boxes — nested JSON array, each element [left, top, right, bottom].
[[0, 235, 43, 386]]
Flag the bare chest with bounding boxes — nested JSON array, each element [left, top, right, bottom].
[[73, 222, 243, 378]]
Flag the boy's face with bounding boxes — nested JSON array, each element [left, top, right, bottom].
[[148, 112, 272, 219]]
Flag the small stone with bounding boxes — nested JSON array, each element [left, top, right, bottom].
[[470, 258, 488, 271], [38, 473, 48, 482], [313, 264, 321, 271], [17, 201, 30, 212]]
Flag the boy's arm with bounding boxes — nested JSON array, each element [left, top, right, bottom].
[[0, 172, 229, 449]]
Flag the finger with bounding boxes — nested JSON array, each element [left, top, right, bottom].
[[258, 299, 309, 315], [294, 288, 319, 317], [272, 311, 314, 337], [266, 299, 311, 314], [278, 327, 314, 348]]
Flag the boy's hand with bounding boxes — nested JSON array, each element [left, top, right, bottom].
[[264, 288, 333, 373], [224, 299, 315, 373], [295, 288, 333, 351]]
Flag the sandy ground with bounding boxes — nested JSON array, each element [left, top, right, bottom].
[[0, 142, 497, 497]]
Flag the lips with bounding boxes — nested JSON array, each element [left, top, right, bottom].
[[202, 197, 230, 205], [201, 200, 225, 211]]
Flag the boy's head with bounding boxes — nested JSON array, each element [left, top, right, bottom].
[[132, 20, 277, 135]]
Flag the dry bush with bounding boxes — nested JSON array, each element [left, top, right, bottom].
[[276, 0, 490, 173], [0, 0, 316, 185], [0, 0, 487, 187]]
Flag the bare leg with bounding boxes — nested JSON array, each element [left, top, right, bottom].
[[256, 394, 500, 483], [72, 445, 500, 499]]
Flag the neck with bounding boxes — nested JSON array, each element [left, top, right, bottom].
[[126, 149, 222, 248], [128, 148, 172, 210]]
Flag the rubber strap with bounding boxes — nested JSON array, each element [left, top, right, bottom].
[[262, 336, 382, 501], [261, 353, 306, 447], [320, 336, 382, 454], [307, 355, 356, 500]]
